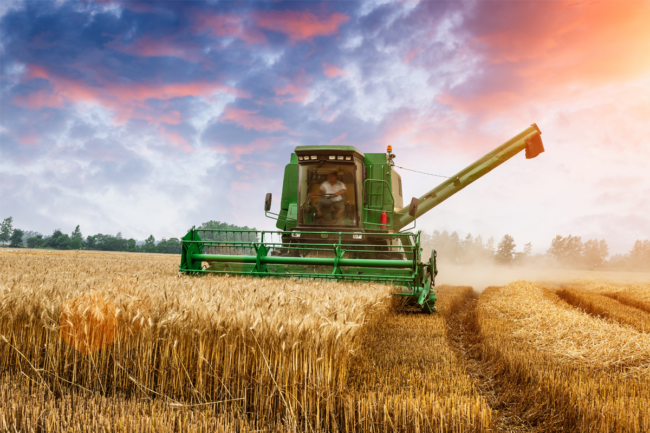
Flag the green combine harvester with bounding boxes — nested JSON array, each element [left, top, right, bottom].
[[180, 124, 545, 313]]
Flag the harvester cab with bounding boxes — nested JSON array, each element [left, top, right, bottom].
[[293, 146, 402, 230], [180, 124, 545, 313]]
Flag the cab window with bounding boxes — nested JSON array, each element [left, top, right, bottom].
[[298, 163, 357, 226]]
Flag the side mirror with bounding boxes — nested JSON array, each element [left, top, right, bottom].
[[408, 197, 419, 218], [264, 193, 272, 212]]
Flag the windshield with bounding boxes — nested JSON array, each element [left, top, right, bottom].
[[298, 163, 358, 226]]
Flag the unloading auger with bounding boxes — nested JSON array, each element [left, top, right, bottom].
[[179, 124, 545, 313]]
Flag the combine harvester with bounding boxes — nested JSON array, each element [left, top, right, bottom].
[[180, 124, 545, 313]]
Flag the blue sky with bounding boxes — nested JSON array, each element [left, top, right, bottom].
[[1, 0, 649, 254]]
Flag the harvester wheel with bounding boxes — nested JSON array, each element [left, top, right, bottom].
[[422, 300, 436, 314]]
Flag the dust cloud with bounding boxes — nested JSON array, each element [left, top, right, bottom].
[[435, 263, 650, 292]]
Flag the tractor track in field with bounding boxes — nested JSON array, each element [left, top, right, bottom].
[[445, 290, 556, 433]]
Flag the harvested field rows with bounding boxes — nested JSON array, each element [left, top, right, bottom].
[[344, 285, 494, 432], [474, 281, 650, 432]]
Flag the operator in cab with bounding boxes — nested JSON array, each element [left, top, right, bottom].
[[315, 171, 346, 224]]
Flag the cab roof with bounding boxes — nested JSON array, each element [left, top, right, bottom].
[[294, 145, 365, 158]]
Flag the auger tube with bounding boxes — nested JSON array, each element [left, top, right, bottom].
[[394, 124, 544, 231]]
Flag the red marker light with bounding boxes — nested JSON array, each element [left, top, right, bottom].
[[381, 212, 387, 229]]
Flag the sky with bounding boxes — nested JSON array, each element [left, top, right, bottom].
[[1, 0, 649, 255]]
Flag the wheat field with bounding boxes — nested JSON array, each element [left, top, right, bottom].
[[1, 250, 650, 432]]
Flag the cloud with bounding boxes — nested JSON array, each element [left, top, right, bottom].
[[328, 132, 347, 145], [194, 11, 267, 44], [0, 0, 22, 17], [323, 62, 346, 78], [2, 0, 649, 253], [254, 10, 349, 42], [440, 0, 650, 115], [402, 45, 424, 64], [274, 69, 311, 104], [16, 131, 40, 145], [220, 106, 287, 132], [0, 109, 228, 240], [100, 0, 170, 15], [192, 8, 350, 46], [12, 65, 247, 126], [159, 126, 192, 153], [214, 137, 281, 163], [108, 35, 205, 62]]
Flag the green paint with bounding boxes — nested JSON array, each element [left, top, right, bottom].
[[179, 227, 437, 312], [181, 125, 544, 313]]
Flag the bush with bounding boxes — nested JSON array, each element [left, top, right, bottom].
[[27, 235, 44, 248]]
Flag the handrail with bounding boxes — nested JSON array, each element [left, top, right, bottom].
[[191, 228, 417, 237], [191, 254, 414, 268], [362, 179, 394, 230], [181, 229, 420, 261]]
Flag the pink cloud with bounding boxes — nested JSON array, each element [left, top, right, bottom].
[[13, 65, 247, 126], [214, 137, 281, 163], [16, 132, 40, 146], [232, 161, 278, 173], [159, 126, 193, 153], [441, 1, 650, 116], [190, 9, 348, 46], [323, 112, 338, 123], [379, 110, 494, 157], [274, 69, 311, 104], [254, 161, 278, 170], [194, 12, 267, 44], [402, 45, 423, 64], [231, 181, 254, 192], [108, 35, 204, 62], [254, 10, 349, 41], [220, 107, 287, 132], [328, 132, 347, 145], [323, 62, 346, 78], [380, 111, 422, 147], [437, 91, 522, 115]]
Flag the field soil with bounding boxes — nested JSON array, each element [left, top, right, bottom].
[[1, 250, 649, 432]]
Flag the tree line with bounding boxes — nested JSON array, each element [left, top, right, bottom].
[[2, 216, 647, 270], [421, 230, 649, 271], [0, 217, 257, 255]]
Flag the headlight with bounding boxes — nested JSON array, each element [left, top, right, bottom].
[[291, 232, 301, 238], [352, 234, 363, 240], [298, 156, 303, 161], [311, 155, 317, 160], [345, 156, 352, 161], [337, 156, 344, 160], [329, 155, 336, 160]]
